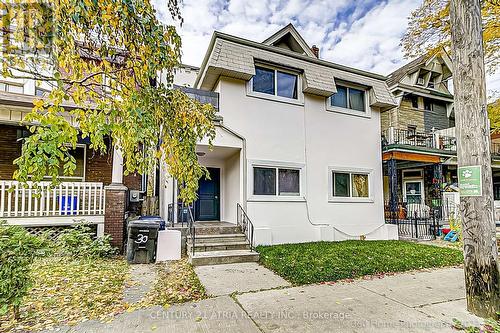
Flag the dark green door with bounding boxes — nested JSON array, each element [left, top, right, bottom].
[[195, 167, 220, 221]]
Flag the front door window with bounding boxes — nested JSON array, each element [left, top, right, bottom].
[[405, 181, 423, 204]]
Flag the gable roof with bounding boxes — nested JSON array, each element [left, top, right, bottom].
[[387, 49, 453, 88], [262, 23, 317, 58], [386, 55, 427, 87]]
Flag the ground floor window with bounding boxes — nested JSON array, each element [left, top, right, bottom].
[[252, 164, 301, 197], [403, 180, 424, 204], [329, 168, 371, 201], [43, 145, 86, 181]]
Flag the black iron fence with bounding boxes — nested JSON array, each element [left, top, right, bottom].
[[385, 200, 458, 240]]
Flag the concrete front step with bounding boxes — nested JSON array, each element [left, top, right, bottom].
[[194, 223, 242, 235], [188, 241, 250, 252], [189, 249, 260, 266], [193, 233, 247, 244]]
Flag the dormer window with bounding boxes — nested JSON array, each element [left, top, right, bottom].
[[416, 74, 425, 86], [330, 84, 365, 112], [252, 65, 298, 100]]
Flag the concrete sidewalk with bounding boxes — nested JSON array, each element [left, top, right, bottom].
[[50, 267, 484, 333]]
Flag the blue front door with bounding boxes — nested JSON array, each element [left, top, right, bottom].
[[195, 167, 220, 221]]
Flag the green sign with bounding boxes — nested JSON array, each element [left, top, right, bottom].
[[458, 165, 482, 197]]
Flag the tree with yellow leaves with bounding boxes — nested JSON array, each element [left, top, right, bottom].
[[402, 0, 499, 74], [0, 0, 216, 203]]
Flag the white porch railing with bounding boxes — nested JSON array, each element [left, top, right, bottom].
[[0, 181, 105, 219]]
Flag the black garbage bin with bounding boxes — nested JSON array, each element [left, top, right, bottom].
[[126, 219, 160, 264]]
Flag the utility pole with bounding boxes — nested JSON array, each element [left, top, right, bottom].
[[450, 0, 500, 318]]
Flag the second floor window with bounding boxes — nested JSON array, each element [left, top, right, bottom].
[[252, 66, 298, 99], [0, 82, 24, 94], [330, 85, 365, 112]]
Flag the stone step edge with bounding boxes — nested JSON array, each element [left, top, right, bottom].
[[190, 250, 259, 259], [188, 241, 250, 247], [194, 233, 246, 239]]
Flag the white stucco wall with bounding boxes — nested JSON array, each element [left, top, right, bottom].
[[224, 152, 241, 223], [216, 77, 393, 244]]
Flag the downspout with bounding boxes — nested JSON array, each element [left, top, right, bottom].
[[301, 97, 329, 227]]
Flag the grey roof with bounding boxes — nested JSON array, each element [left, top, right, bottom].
[[386, 55, 427, 87], [196, 30, 397, 110]]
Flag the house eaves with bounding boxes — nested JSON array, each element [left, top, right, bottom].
[[390, 83, 454, 101], [195, 31, 397, 110]]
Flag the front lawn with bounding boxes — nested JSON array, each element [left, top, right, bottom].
[[257, 240, 463, 285]]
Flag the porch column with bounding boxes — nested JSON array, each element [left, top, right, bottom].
[[111, 146, 124, 184], [432, 163, 444, 214], [104, 146, 128, 251], [388, 159, 398, 218]]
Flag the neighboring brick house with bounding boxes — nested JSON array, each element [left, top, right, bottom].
[[0, 89, 142, 249]]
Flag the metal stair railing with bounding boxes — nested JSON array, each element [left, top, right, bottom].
[[236, 203, 255, 251], [186, 205, 196, 256]]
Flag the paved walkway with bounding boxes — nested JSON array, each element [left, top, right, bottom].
[[194, 263, 290, 296], [50, 267, 484, 333]]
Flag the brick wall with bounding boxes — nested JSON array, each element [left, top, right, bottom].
[[104, 186, 127, 251], [397, 98, 426, 132], [0, 124, 21, 180], [85, 148, 142, 190], [86, 150, 113, 184]]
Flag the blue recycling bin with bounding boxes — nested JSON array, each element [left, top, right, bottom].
[[139, 216, 166, 230], [60, 196, 78, 215]]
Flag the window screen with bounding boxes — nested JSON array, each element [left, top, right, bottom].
[[253, 167, 276, 195], [277, 71, 298, 99], [333, 172, 350, 197], [278, 169, 299, 195]]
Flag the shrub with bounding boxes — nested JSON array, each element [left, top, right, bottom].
[[0, 222, 48, 319], [56, 223, 116, 258]]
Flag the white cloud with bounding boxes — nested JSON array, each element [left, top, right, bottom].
[[152, 0, 500, 93]]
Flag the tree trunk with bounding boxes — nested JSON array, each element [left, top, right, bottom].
[[141, 164, 159, 216], [450, 0, 500, 319]]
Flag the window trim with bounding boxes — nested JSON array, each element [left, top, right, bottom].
[[326, 82, 371, 118], [402, 168, 424, 203], [247, 64, 304, 105], [403, 179, 425, 203], [328, 166, 373, 203], [248, 160, 306, 202], [38, 144, 87, 181]]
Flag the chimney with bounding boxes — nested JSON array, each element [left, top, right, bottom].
[[311, 45, 319, 58]]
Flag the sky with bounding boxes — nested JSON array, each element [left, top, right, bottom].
[[153, 0, 500, 95]]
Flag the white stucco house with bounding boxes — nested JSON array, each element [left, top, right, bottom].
[[160, 24, 399, 247]]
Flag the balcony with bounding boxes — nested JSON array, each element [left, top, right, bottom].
[[382, 127, 456, 153], [176, 85, 219, 110], [382, 126, 500, 158]]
